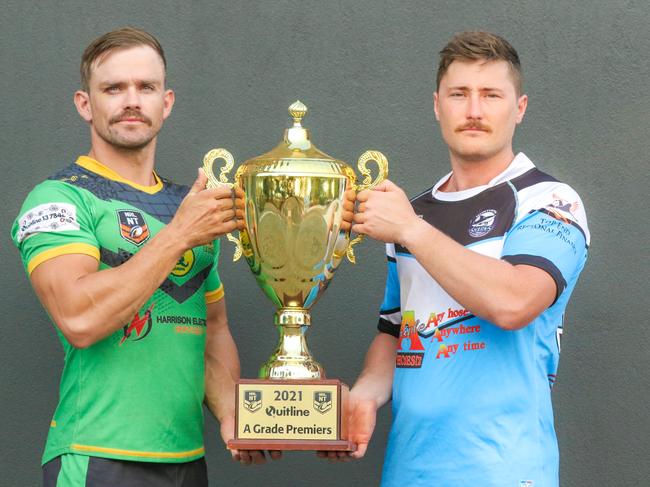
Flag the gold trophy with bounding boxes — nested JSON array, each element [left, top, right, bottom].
[[203, 101, 387, 451]]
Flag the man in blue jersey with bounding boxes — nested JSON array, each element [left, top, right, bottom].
[[341, 32, 590, 486]]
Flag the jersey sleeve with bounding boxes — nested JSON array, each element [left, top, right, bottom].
[[377, 244, 402, 337], [204, 239, 224, 303], [501, 185, 589, 303], [11, 180, 99, 275]]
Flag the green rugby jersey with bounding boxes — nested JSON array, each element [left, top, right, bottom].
[[11, 156, 225, 464]]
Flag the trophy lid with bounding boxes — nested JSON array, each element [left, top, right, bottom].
[[238, 101, 354, 178]]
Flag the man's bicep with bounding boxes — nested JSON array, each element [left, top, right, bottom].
[[30, 253, 100, 324], [512, 263, 557, 314], [502, 210, 589, 304]]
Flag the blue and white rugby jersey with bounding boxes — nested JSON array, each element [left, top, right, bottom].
[[378, 153, 590, 487]]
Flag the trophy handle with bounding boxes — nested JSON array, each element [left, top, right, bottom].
[[202, 148, 244, 262], [353, 150, 389, 192], [203, 148, 235, 188], [347, 150, 389, 264]]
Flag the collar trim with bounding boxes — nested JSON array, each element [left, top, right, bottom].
[[75, 156, 163, 194]]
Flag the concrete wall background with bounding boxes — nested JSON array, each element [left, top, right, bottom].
[[1, 1, 648, 485]]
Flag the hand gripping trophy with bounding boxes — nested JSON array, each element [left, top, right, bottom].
[[203, 101, 387, 451]]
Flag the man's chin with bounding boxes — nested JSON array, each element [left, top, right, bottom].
[[102, 132, 156, 151], [451, 147, 494, 162]]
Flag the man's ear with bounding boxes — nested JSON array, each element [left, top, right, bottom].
[[74, 90, 92, 123], [433, 91, 440, 121], [516, 94, 528, 124], [162, 88, 175, 120]]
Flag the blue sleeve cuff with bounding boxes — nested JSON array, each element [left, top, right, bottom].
[[502, 254, 567, 304]]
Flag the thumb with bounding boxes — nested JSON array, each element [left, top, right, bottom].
[[189, 168, 208, 195], [373, 179, 397, 192]]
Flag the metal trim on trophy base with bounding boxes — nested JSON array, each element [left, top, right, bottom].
[[228, 379, 355, 452]]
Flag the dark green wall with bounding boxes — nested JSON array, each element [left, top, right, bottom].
[[1, 1, 648, 486]]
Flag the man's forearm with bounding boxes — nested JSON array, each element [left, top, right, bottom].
[[33, 224, 188, 347], [352, 333, 397, 407], [204, 299, 240, 422], [401, 218, 555, 329]]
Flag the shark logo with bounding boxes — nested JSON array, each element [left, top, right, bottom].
[[468, 209, 497, 238], [120, 303, 155, 345]]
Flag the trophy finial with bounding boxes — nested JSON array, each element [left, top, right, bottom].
[[289, 100, 308, 126]]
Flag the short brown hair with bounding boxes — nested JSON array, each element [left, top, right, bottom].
[[80, 27, 166, 91], [436, 31, 522, 95]]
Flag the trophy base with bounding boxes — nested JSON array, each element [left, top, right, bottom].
[[229, 379, 355, 452], [228, 439, 355, 452]]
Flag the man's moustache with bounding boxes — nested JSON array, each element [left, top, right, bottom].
[[110, 111, 152, 125], [457, 123, 490, 132]]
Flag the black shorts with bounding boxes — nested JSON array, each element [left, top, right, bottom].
[[43, 454, 208, 487]]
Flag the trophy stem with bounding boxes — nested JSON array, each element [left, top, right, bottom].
[[258, 309, 325, 380]]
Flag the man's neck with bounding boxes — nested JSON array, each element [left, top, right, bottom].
[[87, 138, 158, 186], [442, 149, 516, 192]]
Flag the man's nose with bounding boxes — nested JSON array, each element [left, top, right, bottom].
[[123, 86, 141, 109], [466, 92, 483, 119]]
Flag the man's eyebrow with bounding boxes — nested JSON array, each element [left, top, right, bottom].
[[138, 79, 162, 86], [445, 85, 506, 92]]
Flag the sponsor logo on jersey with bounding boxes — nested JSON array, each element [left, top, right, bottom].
[[396, 311, 425, 368], [17, 202, 79, 242], [468, 209, 497, 238], [172, 249, 195, 277], [519, 481, 534, 487], [546, 193, 579, 223], [117, 210, 150, 245], [120, 303, 155, 345], [155, 314, 207, 335]]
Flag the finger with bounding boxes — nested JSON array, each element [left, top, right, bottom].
[[336, 451, 353, 462], [343, 190, 356, 208], [234, 197, 246, 210], [326, 450, 339, 463], [356, 190, 370, 202], [358, 202, 367, 213], [352, 213, 365, 224], [372, 180, 394, 192], [219, 220, 239, 235], [222, 209, 237, 222], [189, 168, 208, 195], [238, 451, 252, 465], [268, 450, 283, 461], [350, 442, 368, 459], [351, 223, 365, 236], [316, 451, 328, 459], [249, 450, 267, 465], [230, 449, 241, 462], [209, 185, 236, 199]]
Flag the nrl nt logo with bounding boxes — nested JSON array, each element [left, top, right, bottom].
[[243, 391, 262, 413]]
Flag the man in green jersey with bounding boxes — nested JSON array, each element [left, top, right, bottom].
[[11, 27, 268, 486]]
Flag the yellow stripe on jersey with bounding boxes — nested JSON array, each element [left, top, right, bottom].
[[28, 243, 100, 275], [71, 444, 205, 459], [204, 284, 225, 303], [76, 156, 163, 194]]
